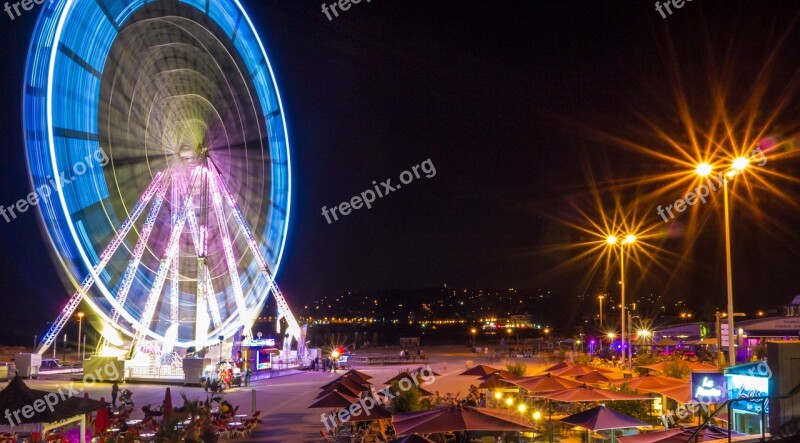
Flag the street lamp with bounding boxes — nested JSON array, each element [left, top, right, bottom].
[[607, 234, 636, 369], [695, 157, 753, 365], [77, 312, 84, 362]]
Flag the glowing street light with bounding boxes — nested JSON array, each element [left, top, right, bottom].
[[607, 232, 637, 369], [695, 162, 713, 177], [693, 155, 756, 365], [517, 404, 527, 413]]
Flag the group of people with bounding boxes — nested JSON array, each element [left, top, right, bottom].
[[311, 356, 338, 372], [399, 349, 427, 361]]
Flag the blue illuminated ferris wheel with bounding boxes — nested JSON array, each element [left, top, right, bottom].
[[23, 0, 302, 358]]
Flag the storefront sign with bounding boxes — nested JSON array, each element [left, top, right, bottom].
[[691, 372, 727, 402]]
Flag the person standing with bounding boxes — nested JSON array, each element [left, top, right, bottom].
[[111, 382, 119, 408]]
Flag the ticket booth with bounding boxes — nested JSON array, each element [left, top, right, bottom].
[[242, 337, 279, 372], [726, 361, 771, 435]]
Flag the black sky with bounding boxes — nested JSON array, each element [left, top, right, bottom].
[[1, 1, 799, 345]]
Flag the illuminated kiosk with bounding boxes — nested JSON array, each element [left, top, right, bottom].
[[23, 0, 307, 381], [725, 361, 771, 435]]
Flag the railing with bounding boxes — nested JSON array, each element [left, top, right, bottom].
[[686, 383, 800, 442]]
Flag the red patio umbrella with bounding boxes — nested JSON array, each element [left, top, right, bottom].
[[320, 373, 372, 390], [343, 369, 373, 380], [392, 406, 536, 435], [537, 384, 650, 402], [576, 370, 615, 384], [317, 379, 368, 398], [308, 390, 361, 409], [541, 361, 574, 373], [511, 374, 583, 393], [553, 364, 616, 378], [478, 369, 516, 380], [561, 405, 648, 430], [640, 361, 718, 373], [637, 384, 693, 404], [477, 376, 518, 390], [409, 366, 442, 377], [608, 374, 686, 390], [459, 365, 501, 377], [347, 404, 393, 422]]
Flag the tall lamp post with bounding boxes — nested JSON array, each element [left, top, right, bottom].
[[77, 312, 84, 362], [607, 234, 636, 369], [696, 158, 751, 365]]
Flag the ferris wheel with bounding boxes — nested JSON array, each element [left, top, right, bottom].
[[23, 0, 302, 358]]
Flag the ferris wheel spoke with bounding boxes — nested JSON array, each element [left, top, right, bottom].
[[170, 178, 181, 326], [37, 172, 169, 355], [205, 272, 223, 328], [127, 167, 202, 358], [209, 170, 253, 338], [210, 167, 302, 346]]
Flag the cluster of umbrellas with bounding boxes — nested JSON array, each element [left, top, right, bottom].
[[309, 369, 393, 419]]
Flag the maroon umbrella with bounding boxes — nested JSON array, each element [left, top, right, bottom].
[[320, 372, 373, 390], [537, 384, 650, 402], [308, 390, 361, 409], [478, 369, 516, 380], [459, 365, 501, 377], [576, 370, 614, 384], [560, 405, 648, 431], [317, 379, 368, 398], [389, 435, 436, 443], [511, 374, 583, 393], [393, 406, 536, 435], [347, 404, 393, 422]]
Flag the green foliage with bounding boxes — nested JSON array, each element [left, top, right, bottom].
[[606, 383, 660, 426], [634, 351, 658, 375], [573, 353, 592, 366], [389, 380, 423, 413], [662, 358, 691, 380], [506, 362, 527, 377], [754, 345, 767, 360]]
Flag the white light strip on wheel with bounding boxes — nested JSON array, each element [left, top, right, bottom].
[[209, 170, 253, 339], [170, 178, 180, 326], [212, 169, 302, 342], [128, 167, 201, 358], [206, 271, 223, 328], [36, 171, 167, 355]]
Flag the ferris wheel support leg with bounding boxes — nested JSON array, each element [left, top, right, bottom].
[[126, 168, 201, 360], [209, 172, 253, 339], [37, 172, 169, 355], [210, 167, 303, 354], [99, 175, 171, 354]]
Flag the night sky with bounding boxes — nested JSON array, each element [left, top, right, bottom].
[[1, 1, 799, 345]]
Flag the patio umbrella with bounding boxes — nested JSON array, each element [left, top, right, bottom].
[[317, 378, 368, 398], [477, 376, 518, 390], [576, 370, 614, 384], [617, 424, 745, 442], [608, 374, 685, 390], [389, 434, 436, 443], [343, 369, 373, 380], [541, 361, 574, 372], [347, 405, 393, 422], [320, 372, 372, 390], [0, 376, 104, 425], [511, 374, 583, 393], [640, 361, 718, 373], [478, 369, 516, 380], [308, 390, 361, 409], [553, 365, 615, 378], [638, 384, 692, 404], [459, 365, 501, 377], [392, 406, 536, 435], [537, 384, 650, 402], [561, 405, 648, 430]]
